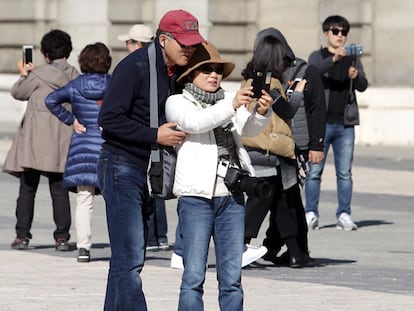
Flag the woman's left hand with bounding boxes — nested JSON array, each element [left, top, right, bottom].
[[256, 90, 272, 115], [73, 118, 86, 133]]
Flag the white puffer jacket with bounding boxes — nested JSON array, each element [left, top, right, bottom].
[[165, 89, 271, 199]]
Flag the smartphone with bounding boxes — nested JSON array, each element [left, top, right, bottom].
[[252, 71, 271, 98], [22, 45, 33, 64], [286, 78, 302, 98], [345, 44, 363, 56]]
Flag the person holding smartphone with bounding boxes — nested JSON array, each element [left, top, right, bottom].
[[166, 41, 271, 310], [4, 29, 79, 251], [305, 15, 368, 231], [241, 29, 316, 268]]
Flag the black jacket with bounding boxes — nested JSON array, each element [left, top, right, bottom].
[[99, 39, 173, 169], [308, 47, 368, 124]]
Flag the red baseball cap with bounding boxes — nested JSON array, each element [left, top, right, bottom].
[[158, 9, 205, 46]]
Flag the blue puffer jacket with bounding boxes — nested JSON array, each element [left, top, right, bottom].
[[45, 73, 110, 192]]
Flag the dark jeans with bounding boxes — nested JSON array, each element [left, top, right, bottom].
[[97, 149, 148, 311], [146, 197, 168, 246], [244, 174, 308, 254], [15, 169, 71, 241]]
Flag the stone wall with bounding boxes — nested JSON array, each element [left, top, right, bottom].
[[0, 0, 413, 86], [0, 0, 413, 146]]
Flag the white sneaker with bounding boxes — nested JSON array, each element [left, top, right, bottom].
[[336, 213, 357, 231], [170, 252, 184, 269], [306, 211, 319, 230], [242, 244, 268, 267]]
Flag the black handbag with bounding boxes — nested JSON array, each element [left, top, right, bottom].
[[344, 89, 360, 126], [148, 146, 177, 200], [344, 68, 360, 126]]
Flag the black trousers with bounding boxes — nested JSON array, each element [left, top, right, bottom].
[[15, 169, 71, 241], [244, 174, 308, 254]]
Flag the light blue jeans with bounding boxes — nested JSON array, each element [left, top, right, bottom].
[[97, 149, 148, 311], [305, 123, 355, 218], [178, 195, 245, 311]]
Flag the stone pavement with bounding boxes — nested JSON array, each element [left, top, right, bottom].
[[0, 135, 413, 310]]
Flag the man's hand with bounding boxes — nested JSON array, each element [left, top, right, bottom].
[[157, 122, 187, 147], [332, 46, 346, 63], [348, 66, 358, 79], [308, 150, 324, 164]]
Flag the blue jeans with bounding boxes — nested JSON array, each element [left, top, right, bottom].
[[305, 123, 355, 218], [173, 212, 183, 256], [178, 195, 245, 311], [97, 149, 148, 311]]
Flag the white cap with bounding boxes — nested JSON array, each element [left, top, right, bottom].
[[117, 24, 153, 42]]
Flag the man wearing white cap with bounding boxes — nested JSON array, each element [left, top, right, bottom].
[[117, 24, 153, 53]]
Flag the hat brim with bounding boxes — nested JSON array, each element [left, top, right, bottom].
[[117, 34, 130, 41], [173, 32, 206, 47], [177, 60, 235, 82]]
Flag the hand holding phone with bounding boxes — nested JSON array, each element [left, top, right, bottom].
[[286, 78, 303, 98], [23, 45, 33, 65], [252, 71, 271, 98]]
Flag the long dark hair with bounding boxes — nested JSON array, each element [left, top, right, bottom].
[[242, 36, 286, 81]]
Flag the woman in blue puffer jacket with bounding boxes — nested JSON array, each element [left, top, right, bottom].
[[45, 42, 111, 263]]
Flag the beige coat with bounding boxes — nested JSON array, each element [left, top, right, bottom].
[[3, 59, 79, 176], [241, 78, 295, 159]]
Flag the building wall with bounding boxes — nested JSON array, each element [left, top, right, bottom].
[[0, 0, 413, 146], [0, 0, 413, 86]]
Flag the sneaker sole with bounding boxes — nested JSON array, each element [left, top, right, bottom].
[[158, 245, 170, 251], [77, 257, 91, 263], [242, 247, 268, 267], [308, 221, 319, 230], [336, 224, 357, 231], [146, 246, 160, 252], [56, 245, 70, 251], [12, 244, 29, 250]]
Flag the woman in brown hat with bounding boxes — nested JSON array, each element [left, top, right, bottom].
[[165, 41, 272, 311]]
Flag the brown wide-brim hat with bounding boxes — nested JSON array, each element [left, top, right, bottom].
[[177, 41, 235, 82]]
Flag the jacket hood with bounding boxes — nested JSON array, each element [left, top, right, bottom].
[[77, 73, 111, 100], [254, 28, 296, 62], [32, 58, 79, 89]]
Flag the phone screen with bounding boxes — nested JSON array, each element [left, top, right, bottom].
[[23, 45, 33, 64]]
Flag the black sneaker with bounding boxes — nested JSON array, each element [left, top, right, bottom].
[[55, 238, 70, 251], [77, 248, 90, 263], [11, 237, 30, 250]]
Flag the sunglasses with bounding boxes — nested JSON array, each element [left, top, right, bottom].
[[197, 64, 224, 75], [329, 28, 349, 36]]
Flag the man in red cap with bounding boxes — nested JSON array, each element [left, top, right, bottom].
[[97, 9, 204, 311]]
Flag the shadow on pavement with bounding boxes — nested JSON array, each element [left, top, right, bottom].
[[319, 219, 394, 229]]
